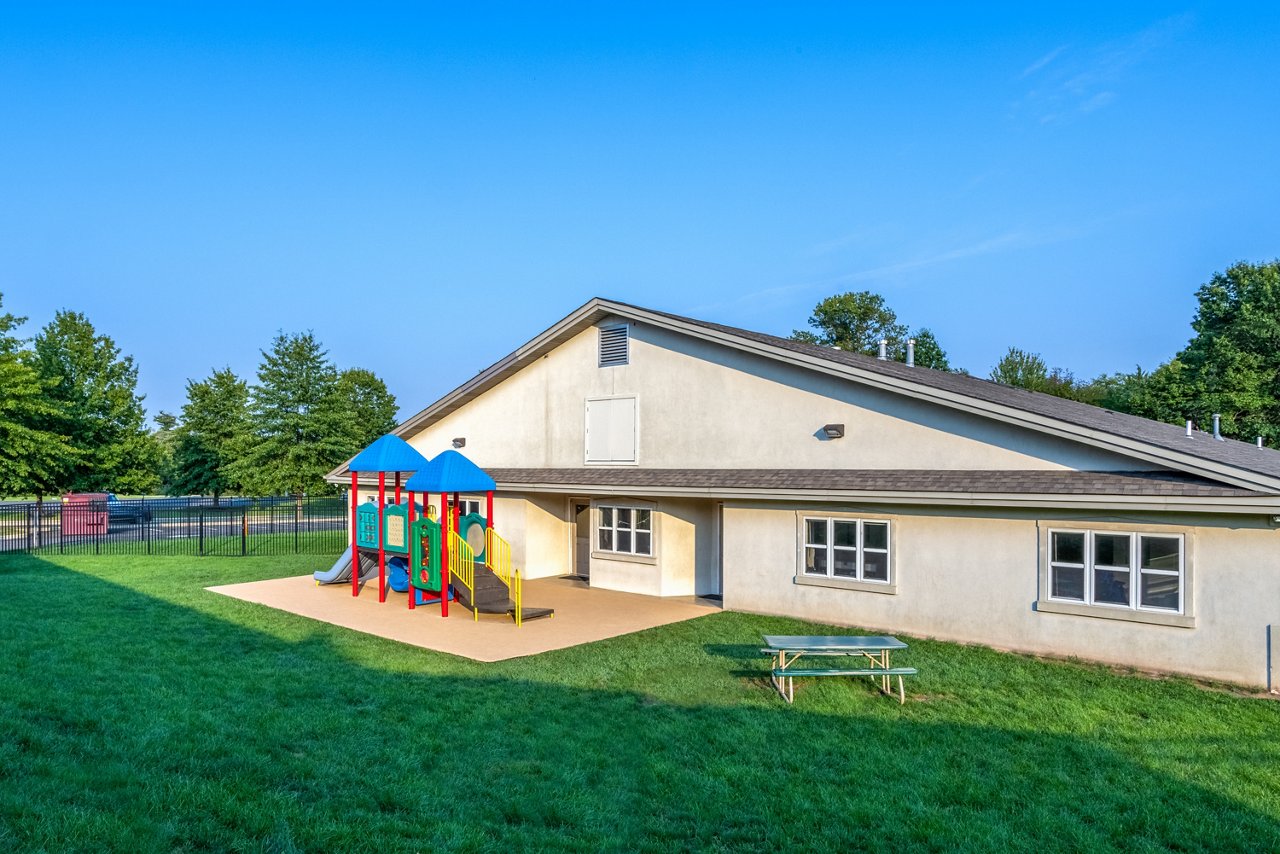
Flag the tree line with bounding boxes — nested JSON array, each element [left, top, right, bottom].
[[2, 259, 1275, 501], [0, 292, 397, 502], [792, 260, 1280, 444]]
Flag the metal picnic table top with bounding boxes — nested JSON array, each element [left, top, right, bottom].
[[762, 635, 908, 652]]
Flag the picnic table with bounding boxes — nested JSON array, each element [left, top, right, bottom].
[[762, 635, 916, 704]]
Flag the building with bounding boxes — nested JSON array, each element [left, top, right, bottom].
[[329, 298, 1280, 688]]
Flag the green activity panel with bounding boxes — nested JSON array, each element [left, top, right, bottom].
[[410, 517, 443, 593]]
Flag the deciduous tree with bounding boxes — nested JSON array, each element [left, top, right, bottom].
[[170, 369, 252, 502], [335, 367, 399, 452], [28, 310, 156, 495], [0, 294, 72, 498], [1130, 260, 1280, 442], [792, 291, 909, 356]]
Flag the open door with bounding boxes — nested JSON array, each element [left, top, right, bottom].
[[572, 500, 591, 581]]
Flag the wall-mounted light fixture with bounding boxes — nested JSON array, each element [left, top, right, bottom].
[[822, 424, 845, 439], [452, 437, 466, 449]]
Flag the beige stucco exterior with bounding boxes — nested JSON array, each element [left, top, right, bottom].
[[404, 321, 1149, 472], [722, 502, 1280, 686], [353, 484, 717, 597], [354, 314, 1280, 687]]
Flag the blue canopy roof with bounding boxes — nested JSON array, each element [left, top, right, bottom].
[[404, 450, 496, 493], [348, 435, 430, 473]]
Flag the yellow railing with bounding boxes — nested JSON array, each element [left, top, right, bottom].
[[486, 528, 523, 627], [448, 531, 477, 621]]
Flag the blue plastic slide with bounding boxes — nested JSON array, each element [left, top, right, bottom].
[[386, 556, 411, 592]]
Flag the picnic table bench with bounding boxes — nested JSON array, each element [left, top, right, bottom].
[[762, 635, 916, 704]]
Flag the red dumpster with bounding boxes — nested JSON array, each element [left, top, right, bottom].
[[62, 493, 108, 537]]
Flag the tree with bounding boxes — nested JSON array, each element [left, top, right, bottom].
[[151, 411, 179, 490], [792, 291, 908, 356], [989, 347, 1050, 391], [0, 294, 72, 498], [28, 310, 157, 496], [170, 369, 252, 501], [1073, 368, 1149, 413], [229, 332, 351, 496], [335, 367, 399, 452], [904, 328, 951, 371], [1129, 260, 1280, 443]]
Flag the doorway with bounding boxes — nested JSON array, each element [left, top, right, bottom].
[[571, 500, 591, 582]]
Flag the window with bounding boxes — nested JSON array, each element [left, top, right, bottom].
[[585, 397, 637, 463], [802, 517, 890, 584], [1048, 530, 1183, 614], [597, 505, 652, 556], [457, 498, 482, 517], [598, 323, 629, 367]]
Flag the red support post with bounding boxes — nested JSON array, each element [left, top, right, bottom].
[[407, 490, 416, 610], [395, 472, 401, 505], [440, 492, 450, 618], [377, 472, 386, 603], [350, 471, 359, 597], [486, 490, 493, 531], [452, 492, 460, 532]]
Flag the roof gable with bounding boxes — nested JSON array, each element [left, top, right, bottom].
[[376, 298, 1280, 492]]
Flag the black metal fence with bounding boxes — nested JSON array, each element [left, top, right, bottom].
[[0, 495, 348, 557]]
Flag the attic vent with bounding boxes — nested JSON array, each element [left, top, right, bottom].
[[598, 323, 629, 367]]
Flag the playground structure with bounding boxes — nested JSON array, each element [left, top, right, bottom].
[[316, 435, 551, 626]]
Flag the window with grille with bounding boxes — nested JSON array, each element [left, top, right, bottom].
[[1048, 529, 1183, 613], [801, 517, 891, 584], [597, 505, 652, 556]]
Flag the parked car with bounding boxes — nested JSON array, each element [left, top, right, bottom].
[[106, 494, 152, 524]]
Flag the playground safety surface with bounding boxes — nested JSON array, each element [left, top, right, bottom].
[[206, 575, 720, 661]]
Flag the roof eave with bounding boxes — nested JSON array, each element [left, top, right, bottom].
[[327, 298, 1280, 492], [491, 480, 1280, 515]]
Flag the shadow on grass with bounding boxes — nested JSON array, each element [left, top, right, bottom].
[[1, 553, 1278, 852]]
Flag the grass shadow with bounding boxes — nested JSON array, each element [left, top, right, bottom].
[[1, 553, 1278, 852]]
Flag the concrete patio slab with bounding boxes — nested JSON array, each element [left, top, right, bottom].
[[206, 574, 720, 662]]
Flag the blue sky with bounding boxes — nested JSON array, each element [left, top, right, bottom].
[[2, 3, 1278, 422]]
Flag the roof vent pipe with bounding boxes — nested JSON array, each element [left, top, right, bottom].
[[1185, 420, 1193, 437], [1258, 436, 1264, 449], [878, 339, 887, 360], [1212, 414, 1224, 441], [906, 339, 916, 367]]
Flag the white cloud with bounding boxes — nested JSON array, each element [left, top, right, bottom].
[[1020, 45, 1068, 79], [1015, 14, 1192, 124]]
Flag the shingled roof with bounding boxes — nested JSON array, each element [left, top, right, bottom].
[[364, 297, 1280, 494], [486, 468, 1265, 497], [630, 301, 1280, 483]]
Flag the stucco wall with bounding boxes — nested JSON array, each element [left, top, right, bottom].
[[405, 321, 1147, 472], [722, 502, 1280, 687], [584, 497, 716, 597]]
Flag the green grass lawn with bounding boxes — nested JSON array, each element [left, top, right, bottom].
[[1, 553, 1278, 853]]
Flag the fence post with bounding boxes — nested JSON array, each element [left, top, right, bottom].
[[199, 510, 204, 556], [145, 500, 151, 556], [26, 504, 33, 551], [294, 495, 301, 554], [241, 507, 247, 556]]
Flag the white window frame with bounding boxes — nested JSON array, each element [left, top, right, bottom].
[[799, 516, 892, 586], [457, 498, 483, 518], [596, 503, 653, 557], [1046, 528, 1185, 615]]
